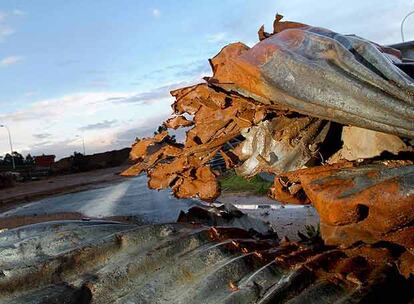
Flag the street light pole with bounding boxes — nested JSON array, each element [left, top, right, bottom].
[[0, 124, 15, 170], [401, 10, 414, 42], [76, 135, 86, 155], [81, 136, 86, 155]]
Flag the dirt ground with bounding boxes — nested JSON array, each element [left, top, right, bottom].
[[0, 165, 129, 211]]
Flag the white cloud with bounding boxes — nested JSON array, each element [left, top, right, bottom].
[[119, 80, 195, 105], [0, 12, 6, 22], [24, 91, 38, 97], [207, 0, 414, 47], [0, 90, 174, 159], [89, 79, 110, 88], [152, 8, 161, 18], [0, 8, 26, 43], [12, 9, 26, 16], [0, 11, 16, 42], [0, 26, 14, 42], [79, 119, 118, 131], [0, 55, 23, 67], [206, 32, 227, 43], [3, 92, 131, 122]]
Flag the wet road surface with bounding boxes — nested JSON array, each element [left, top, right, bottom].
[[0, 175, 319, 240], [0, 175, 199, 226]]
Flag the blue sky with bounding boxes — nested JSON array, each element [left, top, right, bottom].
[[0, 0, 413, 159]]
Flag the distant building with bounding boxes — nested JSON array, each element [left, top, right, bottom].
[[34, 155, 56, 168]]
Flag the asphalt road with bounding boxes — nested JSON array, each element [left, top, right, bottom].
[[0, 175, 199, 225], [0, 175, 319, 240]]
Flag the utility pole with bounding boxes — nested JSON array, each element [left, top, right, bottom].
[[401, 10, 414, 42], [76, 135, 86, 155], [0, 124, 16, 170]]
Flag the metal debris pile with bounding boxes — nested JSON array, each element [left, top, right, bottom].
[[1, 220, 413, 303], [123, 14, 414, 281]]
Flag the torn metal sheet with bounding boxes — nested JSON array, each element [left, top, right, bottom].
[[269, 162, 356, 204], [271, 162, 414, 256], [120, 14, 413, 277], [164, 115, 194, 129], [1, 220, 413, 303], [208, 15, 414, 138], [177, 203, 277, 236], [123, 84, 284, 201], [235, 116, 330, 177], [121, 131, 183, 177], [124, 14, 413, 203]]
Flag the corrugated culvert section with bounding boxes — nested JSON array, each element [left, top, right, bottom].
[[0, 220, 412, 303]]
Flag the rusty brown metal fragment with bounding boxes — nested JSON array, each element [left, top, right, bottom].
[[270, 161, 414, 278], [207, 15, 414, 138], [164, 115, 194, 129], [270, 162, 356, 204], [235, 116, 330, 177], [129, 131, 169, 162], [123, 83, 284, 200], [301, 163, 413, 229], [220, 150, 238, 169], [273, 14, 309, 34], [122, 132, 183, 177], [258, 25, 271, 41], [272, 162, 414, 258], [122, 14, 414, 280], [398, 251, 414, 278]]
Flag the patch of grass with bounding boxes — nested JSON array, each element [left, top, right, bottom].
[[219, 170, 272, 195], [297, 224, 322, 244]]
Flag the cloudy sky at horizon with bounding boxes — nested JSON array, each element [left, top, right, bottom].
[[0, 0, 413, 159]]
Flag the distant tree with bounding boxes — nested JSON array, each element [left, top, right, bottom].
[[3, 153, 13, 166], [153, 124, 177, 144], [154, 124, 167, 135], [3, 154, 9, 162], [25, 154, 35, 165], [12, 152, 25, 166], [71, 151, 88, 172], [3, 152, 25, 166]]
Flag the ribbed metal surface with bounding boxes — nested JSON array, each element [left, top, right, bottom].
[[0, 220, 412, 303], [209, 27, 414, 138]]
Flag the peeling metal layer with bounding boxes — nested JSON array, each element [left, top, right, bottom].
[[123, 15, 414, 202], [118, 14, 414, 281], [1, 220, 413, 303], [122, 84, 285, 201], [271, 162, 414, 263], [236, 116, 330, 177], [269, 162, 356, 205], [300, 163, 414, 250], [164, 115, 194, 129], [208, 16, 414, 138], [177, 203, 277, 236], [122, 83, 333, 200]]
